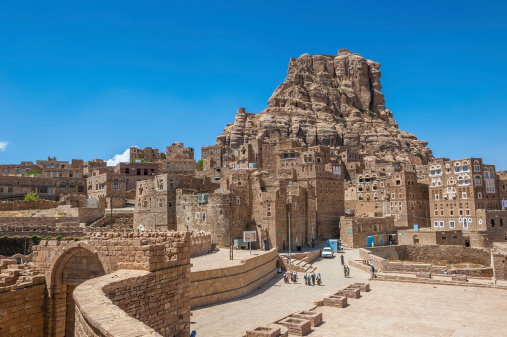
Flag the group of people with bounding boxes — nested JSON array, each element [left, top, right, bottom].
[[283, 270, 323, 285], [284, 270, 298, 283], [303, 272, 322, 286]]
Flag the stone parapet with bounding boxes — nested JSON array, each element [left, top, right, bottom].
[[190, 249, 278, 308]]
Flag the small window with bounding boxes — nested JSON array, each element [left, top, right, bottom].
[[439, 221, 444, 228], [195, 212, 200, 220], [202, 212, 206, 222], [449, 221, 455, 229], [434, 221, 439, 228]]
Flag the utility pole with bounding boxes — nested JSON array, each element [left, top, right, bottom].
[[230, 188, 233, 261], [288, 211, 291, 270]]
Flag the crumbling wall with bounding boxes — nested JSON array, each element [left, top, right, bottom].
[[190, 232, 212, 257]]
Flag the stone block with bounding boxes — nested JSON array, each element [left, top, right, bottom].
[[349, 282, 370, 292], [416, 272, 432, 279], [336, 287, 361, 299], [452, 274, 467, 282], [323, 295, 347, 308], [246, 326, 281, 337], [291, 311, 322, 327], [277, 317, 311, 336]]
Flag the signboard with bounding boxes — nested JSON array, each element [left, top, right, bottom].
[[243, 231, 257, 243], [348, 229, 353, 234]]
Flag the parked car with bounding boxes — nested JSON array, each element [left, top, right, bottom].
[[321, 247, 334, 258]]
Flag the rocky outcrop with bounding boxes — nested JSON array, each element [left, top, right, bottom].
[[216, 49, 433, 164]]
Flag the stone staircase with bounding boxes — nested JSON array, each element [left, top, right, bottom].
[[282, 256, 317, 273]]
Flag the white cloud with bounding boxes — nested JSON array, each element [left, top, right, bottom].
[[0, 141, 8, 151], [106, 148, 130, 166]]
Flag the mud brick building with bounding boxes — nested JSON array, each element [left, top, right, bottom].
[[86, 170, 126, 208]]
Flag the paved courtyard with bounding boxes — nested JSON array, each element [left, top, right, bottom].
[[191, 248, 507, 337], [191, 248, 368, 336], [310, 282, 507, 337]]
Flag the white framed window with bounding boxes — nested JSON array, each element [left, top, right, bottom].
[[439, 221, 444, 228], [478, 192, 482, 199], [435, 194, 439, 201], [462, 192, 467, 199], [449, 221, 455, 229], [474, 165, 480, 171], [434, 221, 439, 228]]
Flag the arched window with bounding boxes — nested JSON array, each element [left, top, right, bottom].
[[202, 212, 206, 222], [195, 212, 200, 220]]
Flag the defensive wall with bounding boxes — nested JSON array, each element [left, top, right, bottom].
[[190, 248, 279, 308]]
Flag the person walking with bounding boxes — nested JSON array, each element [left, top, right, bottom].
[[343, 265, 347, 278], [340, 254, 344, 265], [370, 265, 375, 280], [346, 266, 350, 278], [304, 273, 308, 285], [317, 273, 322, 285], [311, 272, 316, 285]]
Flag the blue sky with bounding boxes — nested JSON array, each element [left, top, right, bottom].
[[0, 1, 506, 168]]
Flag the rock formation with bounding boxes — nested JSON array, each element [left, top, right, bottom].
[[216, 49, 433, 165]]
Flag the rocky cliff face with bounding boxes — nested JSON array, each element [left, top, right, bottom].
[[216, 49, 433, 164]]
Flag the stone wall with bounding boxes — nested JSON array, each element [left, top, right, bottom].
[[190, 248, 279, 308], [190, 232, 212, 257], [359, 245, 492, 275], [0, 216, 78, 226], [0, 283, 45, 337], [74, 268, 190, 337], [0, 224, 85, 238], [0, 199, 62, 211], [492, 250, 507, 280]]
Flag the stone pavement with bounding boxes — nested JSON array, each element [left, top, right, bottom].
[[191, 248, 368, 336], [191, 248, 271, 272], [310, 281, 507, 336]]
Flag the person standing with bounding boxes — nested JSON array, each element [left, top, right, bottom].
[[340, 254, 344, 265], [370, 265, 375, 280], [343, 265, 347, 278], [311, 272, 316, 285], [346, 266, 350, 278]]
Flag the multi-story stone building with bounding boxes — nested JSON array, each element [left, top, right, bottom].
[[129, 146, 163, 162], [114, 162, 159, 190], [427, 157, 505, 246], [83, 159, 108, 177], [159, 142, 196, 176], [0, 176, 86, 201], [134, 174, 218, 231], [86, 170, 126, 208]]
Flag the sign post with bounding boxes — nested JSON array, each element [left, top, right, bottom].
[[243, 231, 256, 255]]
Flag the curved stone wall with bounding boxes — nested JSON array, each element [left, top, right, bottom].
[[74, 268, 191, 337], [190, 248, 279, 308]]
